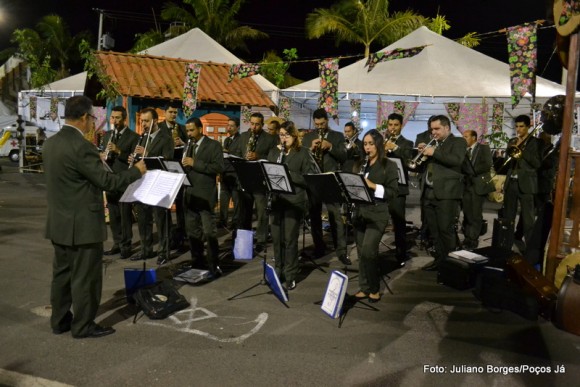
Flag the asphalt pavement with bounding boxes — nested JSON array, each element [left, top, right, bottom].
[[0, 158, 578, 387]]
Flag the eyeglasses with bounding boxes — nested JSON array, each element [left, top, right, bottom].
[[279, 133, 291, 138], [87, 113, 97, 121]]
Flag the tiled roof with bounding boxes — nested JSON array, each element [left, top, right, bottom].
[[94, 51, 275, 108]]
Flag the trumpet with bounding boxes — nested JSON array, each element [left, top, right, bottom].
[[407, 138, 437, 169], [313, 128, 327, 169], [345, 131, 359, 150]]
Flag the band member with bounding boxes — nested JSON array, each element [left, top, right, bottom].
[[502, 115, 541, 252], [420, 115, 467, 271], [461, 130, 493, 250], [130, 108, 174, 264], [182, 117, 224, 278], [353, 129, 399, 302], [229, 112, 277, 253], [414, 116, 436, 249], [267, 121, 316, 290], [383, 113, 413, 266], [45, 95, 146, 338], [219, 117, 242, 229], [302, 108, 348, 264], [101, 106, 139, 259], [342, 121, 363, 173], [158, 103, 187, 251]]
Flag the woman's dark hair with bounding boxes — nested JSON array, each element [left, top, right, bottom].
[[353, 128, 388, 172], [280, 120, 300, 151]]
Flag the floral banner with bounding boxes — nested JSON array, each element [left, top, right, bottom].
[[365, 45, 427, 72], [318, 58, 339, 122], [278, 97, 291, 121], [50, 97, 59, 116], [557, 1, 580, 28], [376, 100, 419, 135], [506, 23, 537, 108], [241, 106, 252, 125], [228, 63, 262, 82], [445, 103, 489, 139], [29, 96, 37, 122], [491, 103, 504, 133], [350, 99, 361, 129], [182, 63, 202, 118], [86, 106, 108, 145]]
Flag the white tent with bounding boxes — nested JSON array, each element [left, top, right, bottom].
[[283, 26, 575, 135]]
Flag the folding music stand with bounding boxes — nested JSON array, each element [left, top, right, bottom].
[[227, 159, 294, 306]]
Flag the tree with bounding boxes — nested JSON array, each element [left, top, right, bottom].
[[11, 15, 91, 88], [130, 30, 166, 53], [306, 0, 479, 57], [259, 48, 302, 88], [132, 0, 268, 53]]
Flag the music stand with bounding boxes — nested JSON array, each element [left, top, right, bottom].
[[227, 159, 293, 306]]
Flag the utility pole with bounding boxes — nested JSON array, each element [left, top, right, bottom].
[[93, 8, 104, 51]]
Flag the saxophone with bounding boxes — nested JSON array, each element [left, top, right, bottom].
[[246, 132, 257, 159]]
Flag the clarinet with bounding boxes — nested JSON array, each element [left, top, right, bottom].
[[128, 134, 145, 168], [277, 141, 286, 163], [182, 138, 192, 163], [359, 153, 369, 175]]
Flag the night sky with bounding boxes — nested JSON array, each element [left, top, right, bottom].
[[1, 0, 559, 82]]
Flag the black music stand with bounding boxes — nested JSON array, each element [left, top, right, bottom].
[[227, 159, 294, 306]]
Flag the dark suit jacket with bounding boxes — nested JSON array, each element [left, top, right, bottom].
[[44, 125, 142, 246], [506, 136, 541, 194], [415, 130, 432, 147], [143, 129, 174, 160], [267, 146, 317, 205], [158, 121, 187, 143], [184, 136, 224, 209], [302, 129, 347, 172], [232, 130, 278, 161], [222, 132, 242, 175], [357, 158, 399, 219], [102, 126, 140, 173], [462, 143, 493, 195], [342, 138, 363, 174], [425, 134, 467, 200], [387, 135, 413, 196]]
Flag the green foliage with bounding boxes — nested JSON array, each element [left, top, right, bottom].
[[260, 48, 300, 88], [79, 40, 120, 102], [130, 30, 166, 53], [483, 130, 510, 149], [456, 32, 480, 48]]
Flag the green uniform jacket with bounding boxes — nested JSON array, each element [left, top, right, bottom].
[[44, 125, 142, 246]]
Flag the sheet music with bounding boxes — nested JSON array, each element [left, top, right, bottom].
[[390, 158, 407, 185], [120, 169, 185, 209], [163, 160, 191, 186], [262, 162, 293, 193], [337, 172, 373, 203]]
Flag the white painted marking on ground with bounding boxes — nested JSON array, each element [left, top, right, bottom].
[[368, 352, 376, 364], [0, 369, 74, 387]]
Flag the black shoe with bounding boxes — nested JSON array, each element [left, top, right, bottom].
[[130, 252, 156, 261], [208, 266, 223, 280], [368, 293, 381, 303], [120, 250, 133, 259], [287, 280, 296, 290], [313, 248, 326, 259], [157, 256, 169, 265], [255, 244, 265, 253], [104, 246, 121, 256], [338, 255, 352, 265], [422, 262, 439, 271], [52, 326, 71, 335], [73, 325, 115, 339]]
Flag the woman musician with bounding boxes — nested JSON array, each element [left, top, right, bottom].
[[352, 129, 399, 303], [267, 121, 317, 291]]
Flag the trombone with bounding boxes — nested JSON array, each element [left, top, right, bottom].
[[407, 138, 436, 169]]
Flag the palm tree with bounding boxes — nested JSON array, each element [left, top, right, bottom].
[[130, 30, 166, 53], [306, 0, 426, 58], [12, 15, 91, 86], [306, 0, 479, 57], [159, 0, 267, 52]]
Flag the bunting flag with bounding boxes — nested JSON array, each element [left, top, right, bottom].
[[376, 100, 420, 135], [318, 58, 339, 121], [29, 96, 37, 122], [50, 97, 59, 117], [445, 103, 489, 139], [241, 106, 252, 125], [491, 103, 504, 133], [350, 99, 361, 129], [365, 45, 427, 72], [556, 1, 580, 30], [228, 63, 262, 82], [182, 63, 202, 117], [506, 23, 537, 108], [278, 97, 291, 121]]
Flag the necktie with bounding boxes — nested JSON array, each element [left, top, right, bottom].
[[224, 137, 232, 150], [190, 142, 198, 160], [467, 147, 472, 160]]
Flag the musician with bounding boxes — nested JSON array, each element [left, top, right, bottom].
[[502, 115, 542, 252], [230, 112, 277, 253], [130, 108, 174, 264], [342, 121, 363, 173], [353, 129, 399, 302], [414, 116, 436, 248], [302, 108, 348, 264], [219, 117, 242, 230], [182, 117, 224, 278], [44, 96, 146, 338], [460, 130, 493, 250], [267, 122, 317, 290], [158, 103, 187, 251], [101, 106, 139, 259], [384, 113, 413, 266], [420, 115, 467, 271]]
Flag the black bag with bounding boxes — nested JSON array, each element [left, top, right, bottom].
[[133, 280, 190, 320], [437, 256, 488, 290], [473, 266, 539, 321], [492, 217, 514, 250]]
